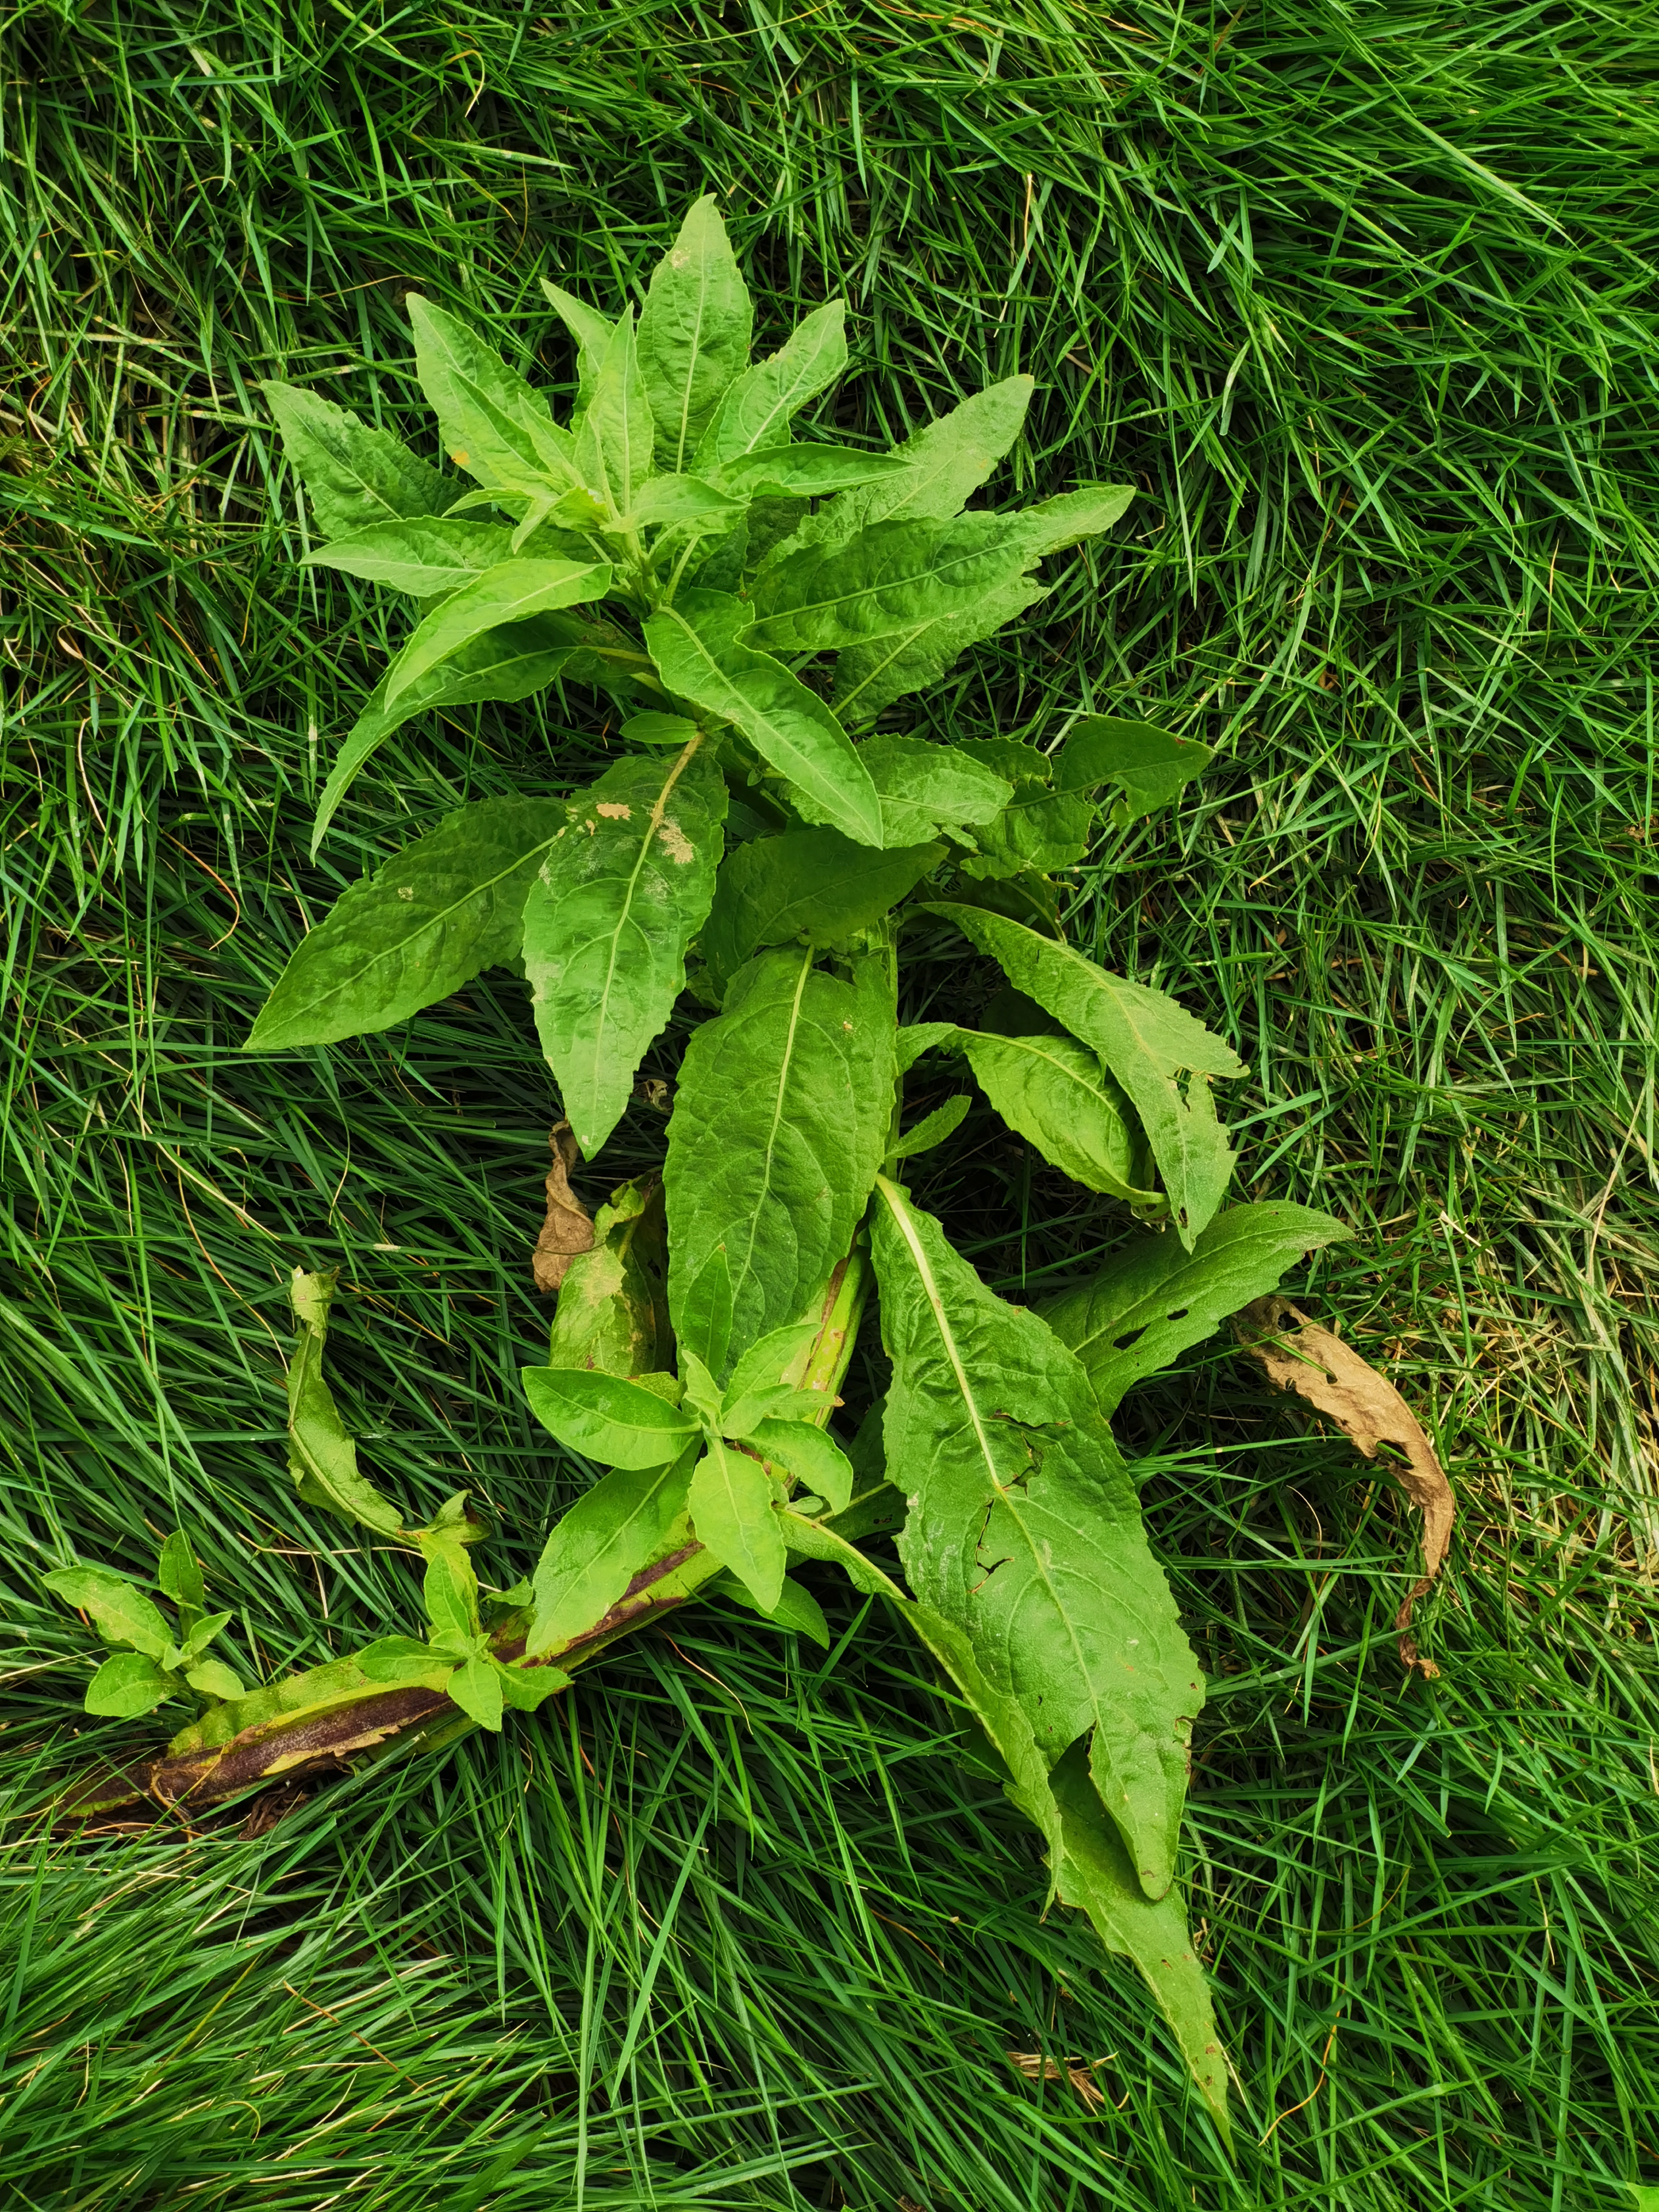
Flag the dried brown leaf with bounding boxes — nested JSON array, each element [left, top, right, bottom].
[[1234, 1296, 1455, 1677], [1005, 2049, 1114, 2111], [532, 1121, 595, 1293]]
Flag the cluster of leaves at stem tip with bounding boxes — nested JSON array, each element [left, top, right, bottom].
[[45, 199, 1359, 2143]]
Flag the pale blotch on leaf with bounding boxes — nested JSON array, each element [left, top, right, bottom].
[[658, 816, 694, 864], [596, 802, 632, 820]]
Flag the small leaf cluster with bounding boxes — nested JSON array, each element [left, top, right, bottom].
[[355, 1546, 567, 1733], [44, 1533, 243, 1718]]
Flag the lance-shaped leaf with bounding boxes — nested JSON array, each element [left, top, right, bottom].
[[1060, 715, 1215, 826], [284, 1269, 407, 1537], [541, 279, 615, 417], [521, 744, 726, 1158], [1042, 1202, 1352, 1416], [700, 828, 942, 999], [746, 512, 1031, 655], [527, 1447, 697, 1655], [1049, 1741, 1232, 2141], [628, 475, 745, 532], [927, 905, 1244, 1247], [42, 1566, 170, 1661], [156, 1532, 205, 1621], [948, 1028, 1160, 1206], [574, 307, 655, 517], [384, 557, 611, 706], [687, 1436, 785, 1610], [263, 381, 451, 540], [645, 588, 882, 848], [302, 518, 514, 596], [637, 195, 754, 472], [310, 611, 647, 856], [692, 300, 846, 470], [871, 1177, 1203, 1899], [852, 735, 1013, 847], [665, 948, 897, 1377], [523, 1366, 700, 1469], [248, 797, 569, 1051], [743, 1418, 854, 1515], [709, 1570, 831, 1647], [719, 446, 910, 499], [546, 1177, 672, 1380], [768, 375, 1036, 567], [407, 293, 576, 491]]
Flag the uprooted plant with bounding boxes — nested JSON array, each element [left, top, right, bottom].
[[44, 198, 1414, 2142]]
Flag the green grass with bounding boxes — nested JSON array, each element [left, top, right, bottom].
[[5, 0, 1659, 2204]]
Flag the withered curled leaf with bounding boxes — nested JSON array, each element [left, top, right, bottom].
[[1233, 1296, 1455, 1677], [533, 1121, 595, 1293]]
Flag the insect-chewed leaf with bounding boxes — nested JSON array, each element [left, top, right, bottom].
[[637, 196, 754, 473], [384, 558, 611, 706], [1059, 715, 1215, 826], [521, 745, 726, 1159], [956, 737, 1096, 880], [574, 306, 655, 515], [540, 280, 615, 416], [85, 1653, 176, 1718], [546, 1176, 672, 1378], [665, 948, 897, 1378], [310, 614, 615, 856], [927, 905, 1244, 1247], [719, 446, 909, 499], [700, 828, 942, 999], [1042, 1202, 1352, 1416], [526, 1448, 696, 1656], [766, 376, 1036, 567], [871, 1176, 1203, 1900], [743, 1418, 854, 1515], [248, 797, 568, 1051], [263, 381, 451, 540], [407, 294, 576, 491], [687, 1436, 786, 1610], [692, 300, 846, 470], [285, 1269, 408, 1536], [43, 1566, 170, 1661], [851, 735, 1013, 847], [951, 1029, 1160, 1207], [1048, 1740, 1232, 2142], [302, 518, 513, 596], [523, 1365, 700, 1469], [644, 589, 882, 848]]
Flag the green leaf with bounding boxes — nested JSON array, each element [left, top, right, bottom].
[[1059, 715, 1215, 826], [523, 1366, 700, 1469], [249, 797, 568, 1052], [677, 1247, 734, 1376], [285, 1267, 407, 1537], [302, 517, 514, 596], [384, 557, 611, 706], [708, 1570, 831, 1647], [645, 589, 882, 848], [407, 293, 575, 491], [540, 280, 615, 415], [44, 1567, 170, 1661], [853, 734, 1013, 847], [950, 1028, 1159, 1205], [263, 380, 449, 540], [1014, 484, 1136, 557], [184, 1660, 245, 1701], [768, 375, 1036, 566], [177, 1610, 232, 1666], [700, 828, 942, 1000], [899, 1595, 1064, 1860], [498, 1660, 572, 1711], [628, 475, 745, 531], [156, 1531, 204, 1615], [623, 711, 699, 747], [687, 1436, 785, 1610], [945, 739, 1094, 882], [1041, 1202, 1352, 1416], [637, 195, 754, 473], [573, 306, 655, 515], [743, 1418, 854, 1515], [527, 1449, 696, 1656], [871, 1176, 1204, 1899], [927, 905, 1244, 1247], [780, 1505, 907, 1595], [424, 1549, 478, 1641], [521, 745, 727, 1157], [310, 613, 617, 856], [665, 948, 897, 1375], [84, 1653, 175, 1718], [720, 446, 909, 499], [1048, 1740, 1232, 2143], [546, 1177, 672, 1381], [447, 1654, 504, 1732], [888, 1093, 970, 1160], [692, 300, 846, 469], [746, 512, 1030, 656], [357, 1636, 452, 1685]]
